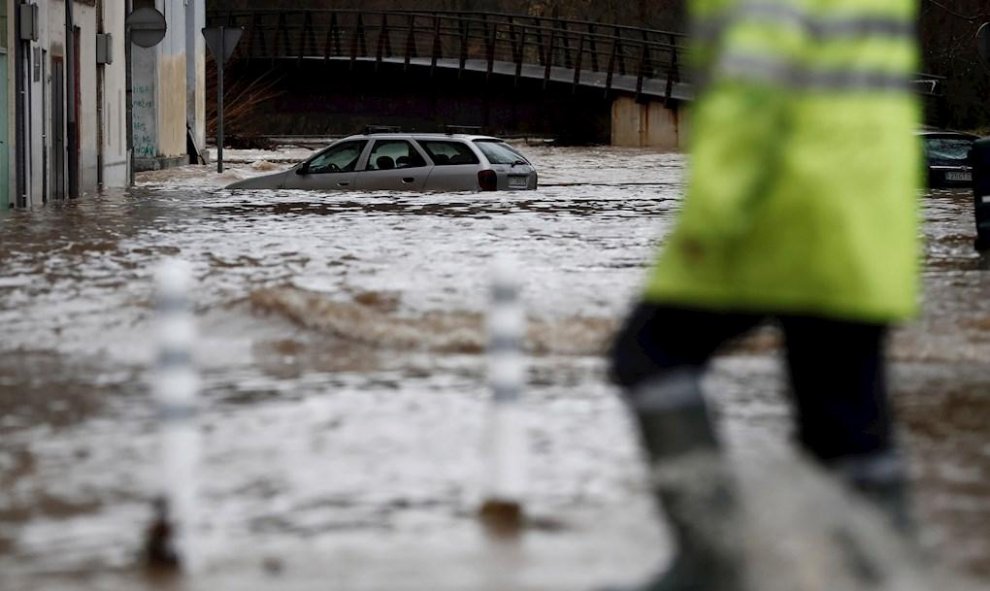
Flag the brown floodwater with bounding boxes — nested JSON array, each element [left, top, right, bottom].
[[0, 147, 987, 589]]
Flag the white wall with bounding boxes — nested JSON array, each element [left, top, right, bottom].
[[132, 0, 191, 169], [100, 0, 127, 187], [186, 0, 204, 154], [157, 0, 186, 160], [32, 0, 63, 207], [76, 2, 97, 193]]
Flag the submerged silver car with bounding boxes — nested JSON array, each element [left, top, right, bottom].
[[226, 132, 538, 192]]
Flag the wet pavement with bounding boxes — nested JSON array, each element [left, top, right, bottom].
[[0, 146, 988, 589]]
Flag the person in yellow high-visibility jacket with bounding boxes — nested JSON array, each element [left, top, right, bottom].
[[608, 0, 920, 589]]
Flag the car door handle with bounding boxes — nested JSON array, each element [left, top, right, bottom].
[[402, 177, 415, 183], [337, 181, 351, 187]]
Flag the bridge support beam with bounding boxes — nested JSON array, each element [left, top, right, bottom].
[[610, 96, 684, 150]]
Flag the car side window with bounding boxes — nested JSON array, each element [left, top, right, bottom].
[[307, 141, 367, 174], [366, 140, 427, 171], [419, 141, 480, 166]]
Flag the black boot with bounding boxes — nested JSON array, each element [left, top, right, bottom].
[[830, 449, 914, 534], [605, 370, 745, 591]]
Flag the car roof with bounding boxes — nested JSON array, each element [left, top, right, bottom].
[[340, 133, 502, 142], [917, 129, 980, 139]]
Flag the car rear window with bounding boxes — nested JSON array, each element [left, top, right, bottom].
[[418, 140, 480, 166], [473, 140, 529, 165], [926, 137, 973, 161]]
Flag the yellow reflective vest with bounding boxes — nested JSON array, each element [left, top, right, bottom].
[[644, 0, 921, 322]]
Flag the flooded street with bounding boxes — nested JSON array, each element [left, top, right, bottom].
[[0, 146, 988, 590]]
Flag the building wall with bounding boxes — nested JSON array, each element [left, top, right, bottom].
[[36, 0, 62, 206], [185, 0, 204, 154], [157, 0, 185, 159], [131, 41, 157, 164], [3, 0, 137, 205], [132, 0, 192, 171], [100, 0, 128, 187], [611, 96, 683, 150], [159, 53, 185, 158], [76, 2, 97, 193]]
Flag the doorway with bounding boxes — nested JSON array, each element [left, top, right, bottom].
[[51, 57, 65, 200]]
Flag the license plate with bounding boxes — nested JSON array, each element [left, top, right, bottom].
[[946, 171, 971, 182], [508, 175, 528, 188]]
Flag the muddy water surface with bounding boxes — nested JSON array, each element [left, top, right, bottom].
[[0, 147, 987, 589]]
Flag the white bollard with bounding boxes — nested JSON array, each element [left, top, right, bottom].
[[479, 255, 527, 533], [146, 258, 201, 573]]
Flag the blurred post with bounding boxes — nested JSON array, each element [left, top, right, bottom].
[[145, 259, 201, 573], [479, 255, 527, 534]]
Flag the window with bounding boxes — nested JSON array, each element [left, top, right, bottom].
[[366, 140, 426, 171], [306, 140, 367, 173], [925, 137, 973, 162], [474, 140, 528, 165], [419, 140, 480, 166]]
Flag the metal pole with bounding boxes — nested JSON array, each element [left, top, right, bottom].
[[216, 26, 224, 174]]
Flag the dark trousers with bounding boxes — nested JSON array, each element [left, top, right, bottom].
[[609, 303, 895, 463]]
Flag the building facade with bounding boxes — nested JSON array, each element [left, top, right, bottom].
[[131, 0, 204, 171], [1, 0, 205, 209]]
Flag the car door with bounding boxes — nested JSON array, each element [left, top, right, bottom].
[[353, 139, 431, 191], [417, 139, 483, 191], [282, 140, 368, 190]]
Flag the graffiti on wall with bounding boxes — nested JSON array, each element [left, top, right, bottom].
[[132, 82, 157, 158]]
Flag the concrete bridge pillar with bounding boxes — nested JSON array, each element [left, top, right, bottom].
[[610, 96, 684, 150]]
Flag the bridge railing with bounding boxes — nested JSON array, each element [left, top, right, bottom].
[[207, 10, 688, 101]]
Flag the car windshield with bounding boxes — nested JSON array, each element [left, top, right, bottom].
[[474, 140, 529, 165], [926, 137, 973, 161]]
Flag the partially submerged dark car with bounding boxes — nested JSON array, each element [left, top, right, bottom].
[[920, 130, 979, 189]]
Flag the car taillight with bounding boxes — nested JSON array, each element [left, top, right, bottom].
[[478, 170, 497, 191]]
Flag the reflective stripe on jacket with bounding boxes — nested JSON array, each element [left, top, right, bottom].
[[644, 0, 921, 322]]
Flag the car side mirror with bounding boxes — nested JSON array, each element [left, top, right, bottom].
[[296, 162, 309, 175]]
